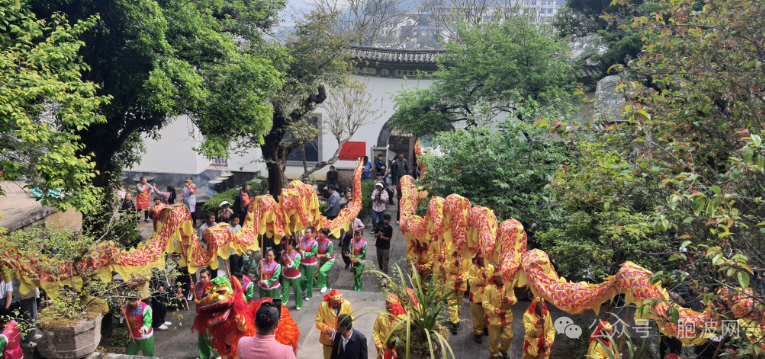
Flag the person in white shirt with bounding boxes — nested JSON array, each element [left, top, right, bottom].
[[0, 281, 13, 317]]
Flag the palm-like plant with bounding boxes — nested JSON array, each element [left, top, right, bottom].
[[361, 262, 457, 359]]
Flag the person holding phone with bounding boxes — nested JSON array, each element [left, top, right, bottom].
[[238, 302, 296, 359]]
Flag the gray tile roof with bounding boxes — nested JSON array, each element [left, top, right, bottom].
[[348, 46, 445, 64]]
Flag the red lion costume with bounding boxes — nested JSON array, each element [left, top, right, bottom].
[[192, 277, 300, 358]]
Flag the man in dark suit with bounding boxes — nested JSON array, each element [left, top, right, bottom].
[[329, 314, 368, 359]]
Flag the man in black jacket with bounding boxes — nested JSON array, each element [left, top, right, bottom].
[[329, 314, 367, 359]]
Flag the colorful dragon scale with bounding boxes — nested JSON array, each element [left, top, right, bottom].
[[399, 144, 765, 346], [1, 161, 363, 296]]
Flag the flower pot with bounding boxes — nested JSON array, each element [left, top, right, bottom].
[[38, 314, 103, 359]]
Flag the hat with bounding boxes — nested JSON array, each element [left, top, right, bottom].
[[324, 289, 343, 302], [219, 201, 231, 207], [375, 183, 384, 188]]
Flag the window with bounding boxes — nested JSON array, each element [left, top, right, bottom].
[[547, 8, 553, 13], [286, 114, 322, 163]]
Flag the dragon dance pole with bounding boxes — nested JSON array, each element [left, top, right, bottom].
[[115, 288, 136, 343]]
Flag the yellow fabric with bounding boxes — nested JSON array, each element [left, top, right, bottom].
[[444, 258, 470, 292], [470, 302, 486, 335], [522, 310, 555, 356], [482, 283, 517, 327], [488, 323, 513, 356], [468, 263, 488, 303], [521, 354, 549, 359], [315, 300, 354, 346], [448, 289, 465, 324], [587, 340, 614, 359], [372, 313, 403, 350], [323, 345, 333, 359]]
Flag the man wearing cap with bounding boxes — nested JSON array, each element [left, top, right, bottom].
[[370, 182, 388, 232], [315, 289, 354, 359], [468, 255, 489, 343], [122, 294, 154, 356], [218, 201, 234, 223], [373, 294, 404, 359], [522, 296, 555, 359], [482, 263, 517, 359], [444, 248, 470, 335]]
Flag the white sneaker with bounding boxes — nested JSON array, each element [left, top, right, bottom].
[[33, 334, 42, 340], [320, 287, 328, 294], [163, 321, 172, 326], [296, 307, 302, 311], [22, 343, 37, 349], [396, 220, 400, 224], [157, 324, 169, 331], [304, 297, 310, 301]]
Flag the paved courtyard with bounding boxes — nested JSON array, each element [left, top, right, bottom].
[[148, 206, 610, 359]]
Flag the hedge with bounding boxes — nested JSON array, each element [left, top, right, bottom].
[[201, 177, 268, 214]]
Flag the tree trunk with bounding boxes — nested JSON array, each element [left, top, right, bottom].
[[266, 161, 284, 199]]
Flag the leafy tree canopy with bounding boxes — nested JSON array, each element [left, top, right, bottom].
[[23, 0, 287, 187], [419, 117, 571, 228], [0, 0, 108, 211], [389, 16, 580, 137]]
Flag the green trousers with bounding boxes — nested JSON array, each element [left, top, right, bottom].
[[198, 332, 218, 359], [317, 260, 334, 289], [126, 336, 154, 356], [300, 264, 315, 299], [280, 277, 303, 308], [353, 263, 365, 291], [259, 287, 280, 299]]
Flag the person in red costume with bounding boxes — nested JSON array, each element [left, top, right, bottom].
[[0, 318, 23, 359]]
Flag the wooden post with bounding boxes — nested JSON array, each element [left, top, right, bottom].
[[617, 307, 630, 355], [115, 288, 136, 343], [224, 259, 231, 279]]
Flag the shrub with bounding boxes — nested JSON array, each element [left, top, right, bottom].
[[202, 188, 240, 214], [359, 179, 375, 221]]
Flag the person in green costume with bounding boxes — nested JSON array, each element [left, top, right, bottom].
[[122, 294, 154, 356], [299, 226, 318, 301], [232, 271, 255, 303], [316, 228, 335, 293], [350, 229, 367, 291], [258, 249, 282, 298], [280, 236, 303, 310], [194, 269, 218, 359]]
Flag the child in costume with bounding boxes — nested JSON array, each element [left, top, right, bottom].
[[482, 263, 517, 359], [232, 271, 255, 303], [122, 294, 154, 356], [350, 230, 367, 291], [259, 249, 282, 298], [0, 317, 24, 359], [315, 228, 335, 294], [299, 227, 318, 301], [280, 236, 303, 310], [522, 296, 555, 359]]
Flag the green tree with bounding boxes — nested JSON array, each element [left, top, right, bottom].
[[541, 0, 765, 346], [255, 11, 352, 198], [419, 118, 571, 228], [0, 0, 109, 212], [389, 16, 580, 136], [24, 0, 285, 189]]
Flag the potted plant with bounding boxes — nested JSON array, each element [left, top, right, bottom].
[[367, 263, 456, 359]]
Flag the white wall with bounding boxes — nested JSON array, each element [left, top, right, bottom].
[[129, 75, 433, 179], [129, 115, 209, 174], [284, 75, 433, 180]]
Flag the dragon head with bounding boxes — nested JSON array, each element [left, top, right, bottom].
[[198, 277, 236, 326]]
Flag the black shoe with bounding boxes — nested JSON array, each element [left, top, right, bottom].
[[500, 352, 508, 359], [483, 330, 489, 336], [474, 334, 482, 344], [345, 263, 350, 269], [450, 323, 458, 335]]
